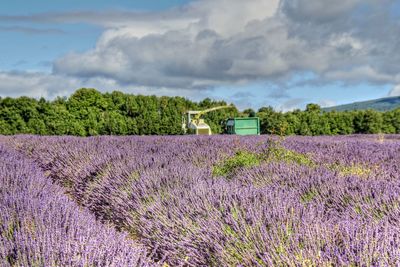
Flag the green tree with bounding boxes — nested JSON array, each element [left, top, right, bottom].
[[242, 108, 256, 117], [354, 110, 383, 134]]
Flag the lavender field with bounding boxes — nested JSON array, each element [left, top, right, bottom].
[[1, 135, 400, 266]]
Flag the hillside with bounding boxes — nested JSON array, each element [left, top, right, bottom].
[[323, 96, 400, 112]]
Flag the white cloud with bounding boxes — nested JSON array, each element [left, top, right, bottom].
[[318, 99, 337, 108], [0, 26, 65, 35], [324, 66, 397, 84], [281, 0, 362, 23], [277, 98, 305, 112], [0, 0, 399, 104], [187, 0, 280, 36], [329, 33, 364, 52], [50, 0, 399, 91], [0, 72, 69, 98], [389, 85, 400, 97], [52, 0, 287, 89], [0, 71, 212, 101]]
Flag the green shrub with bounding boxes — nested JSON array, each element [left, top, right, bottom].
[[212, 150, 260, 178], [262, 139, 315, 167], [212, 139, 315, 180], [328, 162, 373, 177]]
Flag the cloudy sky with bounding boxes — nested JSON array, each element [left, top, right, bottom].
[[0, 0, 399, 110]]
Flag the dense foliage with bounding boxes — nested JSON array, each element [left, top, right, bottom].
[[0, 88, 237, 136], [1, 89, 399, 136], [3, 134, 400, 266], [257, 104, 400, 135], [0, 140, 154, 266]]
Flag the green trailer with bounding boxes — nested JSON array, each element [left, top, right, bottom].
[[225, 117, 260, 135]]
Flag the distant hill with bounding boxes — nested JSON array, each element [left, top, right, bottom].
[[323, 96, 400, 112]]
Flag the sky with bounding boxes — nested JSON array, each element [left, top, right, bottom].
[[0, 0, 399, 111]]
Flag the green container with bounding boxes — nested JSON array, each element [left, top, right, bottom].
[[225, 117, 260, 135]]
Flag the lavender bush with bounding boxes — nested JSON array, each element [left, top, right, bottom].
[[0, 143, 154, 267], [2, 134, 400, 266]]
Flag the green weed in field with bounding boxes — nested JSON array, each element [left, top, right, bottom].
[[212, 150, 260, 178]]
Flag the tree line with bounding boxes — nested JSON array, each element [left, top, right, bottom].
[[0, 88, 399, 136], [0, 88, 238, 135], [255, 103, 400, 135]]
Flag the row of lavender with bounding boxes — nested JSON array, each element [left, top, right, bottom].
[[0, 140, 154, 266], [7, 135, 400, 266]]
